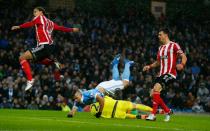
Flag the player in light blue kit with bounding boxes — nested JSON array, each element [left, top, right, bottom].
[[67, 54, 134, 118], [68, 88, 105, 118]]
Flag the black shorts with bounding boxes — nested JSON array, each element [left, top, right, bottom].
[[154, 74, 176, 89], [29, 44, 55, 62]]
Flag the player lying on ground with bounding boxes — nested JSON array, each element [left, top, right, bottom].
[[67, 54, 134, 118], [90, 96, 153, 119], [11, 7, 79, 91]]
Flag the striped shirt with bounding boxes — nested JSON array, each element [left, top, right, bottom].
[[19, 15, 74, 46], [157, 41, 183, 78]]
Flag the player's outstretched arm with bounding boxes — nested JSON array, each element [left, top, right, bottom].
[[54, 23, 79, 32], [11, 16, 41, 30], [143, 61, 160, 71], [67, 106, 77, 118], [95, 95, 104, 118], [11, 21, 35, 30]]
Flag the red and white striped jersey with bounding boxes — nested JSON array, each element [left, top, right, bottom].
[[157, 41, 183, 78], [19, 15, 74, 46]]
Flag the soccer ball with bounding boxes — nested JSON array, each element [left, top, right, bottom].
[[90, 103, 100, 115]]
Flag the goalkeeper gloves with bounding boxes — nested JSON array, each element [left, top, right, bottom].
[[95, 112, 102, 118]]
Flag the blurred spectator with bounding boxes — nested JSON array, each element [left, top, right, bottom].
[[171, 92, 184, 110], [185, 92, 196, 109], [191, 62, 201, 76], [197, 82, 209, 106]]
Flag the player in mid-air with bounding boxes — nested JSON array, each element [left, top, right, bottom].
[[67, 54, 134, 118], [143, 28, 187, 121], [90, 96, 152, 119], [11, 7, 79, 91]]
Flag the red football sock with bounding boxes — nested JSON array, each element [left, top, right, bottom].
[[20, 59, 33, 81], [159, 97, 170, 113], [151, 92, 160, 115], [38, 58, 54, 65]]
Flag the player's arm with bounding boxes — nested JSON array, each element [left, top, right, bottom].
[[175, 43, 187, 71], [143, 60, 160, 71], [95, 94, 104, 118], [53, 23, 79, 32], [11, 16, 40, 30], [176, 53, 187, 71], [11, 21, 35, 30], [67, 101, 78, 118]]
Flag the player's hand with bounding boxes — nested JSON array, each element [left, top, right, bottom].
[[73, 28, 79, 32], [11, 26, 20, 30], [143, 65, 150, 72], [176, 64, 184, 71], [67, 112, 73, 118], [95, 112, 102, 118]]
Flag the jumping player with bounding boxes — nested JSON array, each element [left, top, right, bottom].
[[11, 7, 79, 91]]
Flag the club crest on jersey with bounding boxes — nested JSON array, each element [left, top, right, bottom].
[[160, 55, 168, 59]]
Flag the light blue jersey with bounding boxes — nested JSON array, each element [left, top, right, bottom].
[[74, 88, 104, 108], [81, 88, 104, 104]]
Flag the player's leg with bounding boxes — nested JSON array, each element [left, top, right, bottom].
[[23, 44, 52, 91], [38, 58, 63, 70], [147, 82, 171, 121], [155, 75, 174, 122], [146, 83, 162, 121], [111, 54, 121, 80], [124, 101, 152, 113], [125, 114, 137, 119], [37, 58, 64, 70], [38, 58, 54, 65], [133, 103, 153, 112], [121, 59, 134, 88], [97, 80, 124, 95], [19, 50, 34, 91], [126, 114, 148, 119], [118, 101, 149, 119]]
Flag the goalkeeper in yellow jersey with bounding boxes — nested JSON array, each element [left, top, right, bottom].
[[90, 96, 152, 119]]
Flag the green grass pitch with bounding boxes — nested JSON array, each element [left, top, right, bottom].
[[0, 109, 210, 131]]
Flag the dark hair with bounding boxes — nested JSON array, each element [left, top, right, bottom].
[[34, 6, 49, 17], [159, 27, 170, 36], [71, 88, 80, 99]]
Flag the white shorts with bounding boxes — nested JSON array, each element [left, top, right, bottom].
[[96, 79, 124, 93]]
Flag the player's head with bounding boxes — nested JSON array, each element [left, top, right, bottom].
[[158, 27, 170, 45], [90, 103, 100, 115], [33, 7, 46, 17], [73, 90, 82, 102]]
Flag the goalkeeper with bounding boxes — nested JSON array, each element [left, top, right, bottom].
[[90, 96, 152, 119]]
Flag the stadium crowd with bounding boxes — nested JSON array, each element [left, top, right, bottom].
[[0, 1, 210, 113]]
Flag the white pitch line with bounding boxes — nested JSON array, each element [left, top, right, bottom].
[[3, 116, 202, 131]]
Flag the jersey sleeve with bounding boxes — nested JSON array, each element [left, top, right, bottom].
[[53, 23, 74, 32], [89, 90, 101, 102], [174, 43, 184, 55], [157, 49, 161, 62], [19, 16, 42, 28]]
